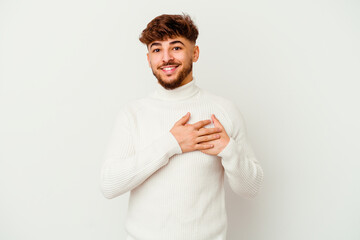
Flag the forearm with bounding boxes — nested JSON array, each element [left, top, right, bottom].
[[218, 137, 264, 198], [100, 131, 182, 199]]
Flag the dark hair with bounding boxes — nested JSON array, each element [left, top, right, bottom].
[[139, 13, 199, 46]]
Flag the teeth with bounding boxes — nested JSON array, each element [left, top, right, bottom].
[[163, 67, 175, 71]]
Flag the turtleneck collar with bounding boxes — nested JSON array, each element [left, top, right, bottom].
[[149, 78, 200, 101]]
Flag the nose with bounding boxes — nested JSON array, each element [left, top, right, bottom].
[[162, 49, 174, 63]]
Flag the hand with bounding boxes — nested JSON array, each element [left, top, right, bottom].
[[199, 114, 230, 156], [170, 112, 222, 153]]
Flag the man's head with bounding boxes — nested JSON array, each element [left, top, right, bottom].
[[139, 14, 199, 90]]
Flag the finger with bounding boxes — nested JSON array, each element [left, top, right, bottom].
[[195, 143, 214, 150], [175, 112, 190, 126], [212, 114, 224, 129], [192, 119, 212, 130], [197, 127, 222, 136], [196, 134, 220, 143]]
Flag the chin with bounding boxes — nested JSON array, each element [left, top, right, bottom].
[[161, 74, 178, 82]]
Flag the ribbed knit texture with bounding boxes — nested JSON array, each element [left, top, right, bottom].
[[100, 79, 264, 240]]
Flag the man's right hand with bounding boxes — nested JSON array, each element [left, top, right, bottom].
[[170, 112, 222, 153]]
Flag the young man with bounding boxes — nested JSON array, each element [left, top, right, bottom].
[[100, 14, 264, 240]]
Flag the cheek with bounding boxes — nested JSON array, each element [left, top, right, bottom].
[[175, 53, 192, 63], [148, 57, 161, 67]]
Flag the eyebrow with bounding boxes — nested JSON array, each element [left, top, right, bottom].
[[149, 42, 161, 49], [169, 40, 185, 46], [149, 40, 185, 49]]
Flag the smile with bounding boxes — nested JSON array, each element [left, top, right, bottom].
[[160, 65, 179, 74], [163, 67, 175, 70]]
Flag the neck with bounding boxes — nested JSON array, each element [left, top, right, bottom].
[[149, 78, 200, 101]]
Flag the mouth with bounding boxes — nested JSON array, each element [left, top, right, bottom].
[[160, 65, 179, 75]]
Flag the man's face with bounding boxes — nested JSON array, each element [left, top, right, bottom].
[[147, 36, 199, 90]]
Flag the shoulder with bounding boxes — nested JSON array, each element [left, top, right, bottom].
[[110, 98, 147, 128], [201, 88, 244, 120], [201, 88, 248, 138], [200, 88, 232, 105], [116, 97, 148, 117]]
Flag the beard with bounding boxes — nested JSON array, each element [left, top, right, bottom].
[[151, 59, 193, 90]]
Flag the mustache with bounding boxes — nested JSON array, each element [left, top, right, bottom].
[[159, 61, 180, 67]]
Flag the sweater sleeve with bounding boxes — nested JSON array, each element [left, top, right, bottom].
[[218, 102, 264, 199], [100, 108, 183, 199]]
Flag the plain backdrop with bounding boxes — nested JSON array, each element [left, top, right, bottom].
[[0, 0, 359, 239]]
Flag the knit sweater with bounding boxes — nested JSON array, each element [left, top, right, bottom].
[[100, 78, 264, 240]]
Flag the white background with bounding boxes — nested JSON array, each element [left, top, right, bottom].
[[1, 0, 359, 239]]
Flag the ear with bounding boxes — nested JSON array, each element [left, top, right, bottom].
[[193, 45, 199, 62], [147, 52, 151, 67]]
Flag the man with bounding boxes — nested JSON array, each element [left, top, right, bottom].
[[100, 13, 264, 240]]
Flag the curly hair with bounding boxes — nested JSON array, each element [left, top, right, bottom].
[[139, 13, 199, 46]]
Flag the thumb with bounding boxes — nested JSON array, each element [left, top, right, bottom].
[[176, 112, 190, 126], [212, 114, 223, 128]]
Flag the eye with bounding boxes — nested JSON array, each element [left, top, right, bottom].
[[173, 46, 181, 50], [152, 49, 160, 53]]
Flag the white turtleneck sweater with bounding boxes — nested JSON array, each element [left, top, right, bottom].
[[100, 79, 264, 240]]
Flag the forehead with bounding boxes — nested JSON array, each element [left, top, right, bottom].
[[148, 36, 192, 48]]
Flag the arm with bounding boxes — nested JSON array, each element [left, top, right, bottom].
[[100, 108, 182, 199], [218, 102, 264, 199]]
